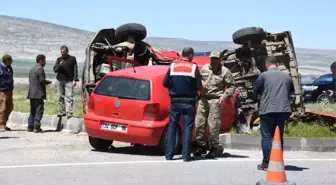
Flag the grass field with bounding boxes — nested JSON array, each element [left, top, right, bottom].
[[248, 122, 336, 138], [306, 103, 336, 114], [13, 83, 83, 118], [11, 60, 83, 78], [231, 121, 336, 138]]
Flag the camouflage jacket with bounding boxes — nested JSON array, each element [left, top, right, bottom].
[[200, 64, 236, 100]]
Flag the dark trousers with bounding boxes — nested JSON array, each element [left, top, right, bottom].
[[165, 102, 195, 160], [260, 112, 290, 166], [28, 99, 44, 128]]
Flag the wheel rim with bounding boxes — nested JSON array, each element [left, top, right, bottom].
[[318, 95, 330, 105]]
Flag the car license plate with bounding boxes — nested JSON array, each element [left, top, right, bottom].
[[101, 122, 128, 133]]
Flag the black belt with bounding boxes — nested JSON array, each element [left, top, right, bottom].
[[171, 97, 196, 104], [200, 94, 220, 100]]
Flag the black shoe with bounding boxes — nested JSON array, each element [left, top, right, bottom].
[[183, 156, 193, 162], [257, 164, 268, 171], [34, 127, 43, 133], [205, 151, 217, 159], [213, 145, 224, 156], [58, 113, 66, 117], [4, 126, 11, 131], [205, 147, 218, 159], [193, 146, 207, 157], [27, 126, 34, 132]]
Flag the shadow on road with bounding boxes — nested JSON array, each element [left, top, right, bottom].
[[92, 145, 250, 159], [5, 129, 62, 133], [219, 152, 249, 158], [42, 129, 62, 133], [92, 145, 163, 156], [6, 129, 26, 132], [0, 136, 19, 139], [172, 152, 249, 161], [285, 165, 310, 171]]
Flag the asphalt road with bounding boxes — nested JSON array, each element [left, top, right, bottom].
[[1, 124, 335, 185]]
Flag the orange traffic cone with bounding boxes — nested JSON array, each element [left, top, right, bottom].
[[256, 126, 296, 185]]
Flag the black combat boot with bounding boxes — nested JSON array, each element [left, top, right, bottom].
[[205, 145, 224, 159], [193, 146, 207, 157], [205, 147, 217, 159]]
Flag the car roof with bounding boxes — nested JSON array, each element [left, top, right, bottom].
[[106, 65, 169, 79], [315, 73, 333, 79], [320, 73, 333, 77], [311, 73, 334, 83], [105, 56, 210, 80]]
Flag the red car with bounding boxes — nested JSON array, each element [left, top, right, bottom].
[[82, 23, 238, 154], [84, 60, 237, 154]]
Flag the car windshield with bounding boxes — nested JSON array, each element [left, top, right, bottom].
[[94, 76, 150, 101], [300, 74, 319, 84], [112, 60, 135, 71]]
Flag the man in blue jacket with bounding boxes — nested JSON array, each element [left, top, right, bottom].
[[0, 54, 14, 132], [162, 47, 202, 162]]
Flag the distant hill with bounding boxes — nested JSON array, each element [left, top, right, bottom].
[[0, 15, 335, 75]]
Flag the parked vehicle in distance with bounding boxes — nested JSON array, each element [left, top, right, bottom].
[[302, 73, 335, 104], [84, 65, 237, 154]]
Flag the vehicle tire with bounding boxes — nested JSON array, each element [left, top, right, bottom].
[[316, 93, 333, 105], [88, 136, 113, 151], [156, 126, 182, 155], [232, 27, 266, 45], [115, 23, 147, 41]]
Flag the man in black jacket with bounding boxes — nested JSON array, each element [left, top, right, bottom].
[[27, 55, 52, 132], [53, 46, 79, 118], [253, 56, 294, 171], [0, 54, 14, 132]]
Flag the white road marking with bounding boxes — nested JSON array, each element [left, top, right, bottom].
[[0, 158, 335, 169]]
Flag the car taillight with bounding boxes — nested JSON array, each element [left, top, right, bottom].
[[88, 96, 95, 110], [143, 103, 160, 121]]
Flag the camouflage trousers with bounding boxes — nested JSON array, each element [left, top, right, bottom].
[[195, 98, 221, 148]]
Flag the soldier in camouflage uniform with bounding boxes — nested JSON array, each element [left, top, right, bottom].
[[194, 51, 236, 158]]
